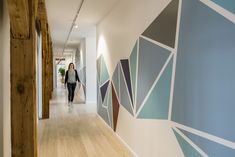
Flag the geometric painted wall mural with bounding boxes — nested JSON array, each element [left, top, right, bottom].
[[137, 57, 173, 119], [136, 37, 171, 113], [142, 0, 179, 48], [211, 0, 235, 14], [119, 65, 133, 115], [129, 41, 138, 104], [179, 128, 235, 157], [173, 129, 203, 157], [120, 59, 133, 105], [172, 0, 235, 142], [97, 0, 235, 155], [111, 83, 119, 131]]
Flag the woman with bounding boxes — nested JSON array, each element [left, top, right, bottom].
[[65, 63, 80, 106]]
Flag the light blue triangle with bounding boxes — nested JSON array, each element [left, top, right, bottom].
[[98, 89, 110, 126], [179, 128, 235, 157], [129, 41, 138, 105], [173, 129, 203, 157], [107, 86, 113, 128], [112, 63, 120, 99], [119, 67, 133, 115], [211, 0, 235, 14], [136, 37, 170, 113], [138, 57, 173, 119], [100, 55, 109, 85]]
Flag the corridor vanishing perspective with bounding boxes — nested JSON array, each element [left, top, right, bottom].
[[1, 0, 235, 156], [38, 87, 133, 157]]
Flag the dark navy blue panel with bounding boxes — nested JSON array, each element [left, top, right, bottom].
[[120, 59, 133, 105], [179, 128, 235, 157], [172, 0, 235, 142], [100, 80, 109, 103], [142, 0, 179, 48], [212, 0, 235, 14]]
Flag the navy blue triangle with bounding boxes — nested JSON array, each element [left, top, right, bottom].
[[120, 59, 133, 105], [100, 80, 110, 103]]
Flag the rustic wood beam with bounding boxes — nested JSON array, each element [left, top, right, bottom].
[[9, 0, 38, 156], [7, 0, 29, 39]]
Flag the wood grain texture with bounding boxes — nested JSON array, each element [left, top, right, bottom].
[[38, 87, 134, 157], [10, 0, 38, 156], [7, 0, 29, 38]]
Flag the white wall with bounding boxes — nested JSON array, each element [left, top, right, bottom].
[[0, 0, 11, 156], [97, 0, 171, 75], [97, 0, 183, 156], [85, 35, 97, 105]]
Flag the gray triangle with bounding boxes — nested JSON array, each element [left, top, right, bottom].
[[119, 67, 133, 115], [142, 0, 179, 48]]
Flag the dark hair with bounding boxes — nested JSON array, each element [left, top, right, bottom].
[[68, 63, 75, 70]]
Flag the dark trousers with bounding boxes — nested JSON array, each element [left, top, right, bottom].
[[67, 83, 76, 102]]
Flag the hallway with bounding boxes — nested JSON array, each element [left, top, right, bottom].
[[38, 87, 133, 157]]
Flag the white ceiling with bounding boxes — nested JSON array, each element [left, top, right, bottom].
[[45, 0, 119, 54]]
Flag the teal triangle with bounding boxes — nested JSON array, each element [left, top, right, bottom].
[[138, 57, 173, 119], [173, 129, 203, 157], [107, 86, 113, 128], [100, 55, 109, 85], [129, 41, 138, 105], [211, 0, 235, 14]]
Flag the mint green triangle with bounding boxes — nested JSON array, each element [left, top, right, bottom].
[[173, 129, 203, 157], [129, 41, 138, 104], [138, 57, 173, 119], [100, 55, 109, 85], [107, 86, 113, 128]]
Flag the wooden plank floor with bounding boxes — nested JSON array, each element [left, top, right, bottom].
[[38, 86, 133, 157]]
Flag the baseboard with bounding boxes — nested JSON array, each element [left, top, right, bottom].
[[97, 114, 138, 157]]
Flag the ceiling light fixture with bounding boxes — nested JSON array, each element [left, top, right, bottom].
[[62, 0, 84, 54]]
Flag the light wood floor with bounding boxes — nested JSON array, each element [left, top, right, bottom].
[[38, 87, 133, 157]]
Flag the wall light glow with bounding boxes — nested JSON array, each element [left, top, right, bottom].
[[97, 34, 108, 58]]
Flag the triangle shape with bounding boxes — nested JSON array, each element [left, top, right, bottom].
[[172, 0, 235, 142], [173, 129, 203, 157], [100, 80, 109, 103], [136, 37, 170, 112], [96, 57, 101, 86], [142, 0, 179, 48], [97, 89, 110, 126], [119, 66, 133, 115], [103, 83, 110, 107], [211, 0, 235, 14], [120, 59, 133, 105], [100, 55, 109, 85], [112, 83, 120, 131], [97, 86, 102, 108], [179, 128, 235, 157], [138, 58, 173, 119], [129, 41, 138, 105], [107, 85, 113, 128], [112, 63, 120, 99]]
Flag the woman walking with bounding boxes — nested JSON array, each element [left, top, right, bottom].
[[65, 63, 80, 106]]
